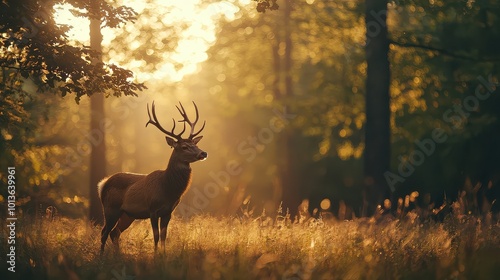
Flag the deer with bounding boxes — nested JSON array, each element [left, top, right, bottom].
[[98, 101, 207, 254]]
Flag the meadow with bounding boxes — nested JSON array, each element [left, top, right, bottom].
[[2, 209, 500, 280]]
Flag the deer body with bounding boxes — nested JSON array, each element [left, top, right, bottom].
[[121, 163, 191, 218], [99, 102, 206, 254]]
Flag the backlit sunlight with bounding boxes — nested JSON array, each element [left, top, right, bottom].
[[54, 0, 241, 82]]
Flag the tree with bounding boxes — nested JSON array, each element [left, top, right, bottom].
[[363, 0, 391, 216], [0, 0, 145, 102], [276, 0, 301, 218], [385, 0, 500, 212], [88, 0, 106, 224], [0, 0, 145, 218]]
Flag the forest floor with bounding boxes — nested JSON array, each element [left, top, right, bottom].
[[2, 212, 500, 280]]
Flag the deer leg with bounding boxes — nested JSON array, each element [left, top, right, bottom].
[[109, 228, 121, 253], [100, 211, 120, 255], [150, 213, 160, 252], [159, 213, 172, 253], [110, 213, 135, 252]]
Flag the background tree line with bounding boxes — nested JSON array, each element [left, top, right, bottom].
[[1, 0, 499, 220]]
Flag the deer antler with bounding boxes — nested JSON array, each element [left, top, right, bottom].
[[146, 101, 186, 140], [176, 101, 206, 139]]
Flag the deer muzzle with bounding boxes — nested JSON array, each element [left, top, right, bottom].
[[198, 151, 208, 160]]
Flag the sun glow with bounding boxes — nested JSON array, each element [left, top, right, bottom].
[[54, 0, 240, 82]]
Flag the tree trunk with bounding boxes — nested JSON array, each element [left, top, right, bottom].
[[89, 0, 105, 225], [272, 38, 280, 97], [363, 0, 391, 216], [278, 0, 301, 219]]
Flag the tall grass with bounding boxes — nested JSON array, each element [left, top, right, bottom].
[[2, 211, 500, 280]]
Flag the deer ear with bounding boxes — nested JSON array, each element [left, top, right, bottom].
[[166, 137, 177, 148], [192, 136, 203, 144]]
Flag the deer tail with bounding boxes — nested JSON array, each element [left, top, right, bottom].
[[97, 177, 110, 201]]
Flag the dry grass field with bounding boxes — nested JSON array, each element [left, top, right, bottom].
[[2, 210, 500, 280]]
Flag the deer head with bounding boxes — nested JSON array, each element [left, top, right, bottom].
[[146, 101, 207, 164]]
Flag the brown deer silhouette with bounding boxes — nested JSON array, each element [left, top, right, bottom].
[[98, 101, 207, 254]]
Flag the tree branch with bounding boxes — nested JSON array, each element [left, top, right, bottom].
[[1, 65, 40, 71], [389, 39, 500, 62]]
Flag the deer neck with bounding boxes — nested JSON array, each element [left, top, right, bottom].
[[164, 154, 192, 192]]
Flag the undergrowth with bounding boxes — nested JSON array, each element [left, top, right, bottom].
[[1, 211, 500, 280]]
